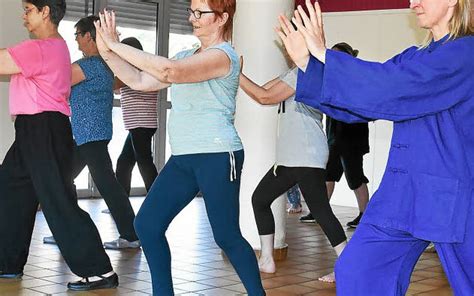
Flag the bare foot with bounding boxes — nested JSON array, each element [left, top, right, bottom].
[[318, 272, 335, 283], [287, 204, 302, 214], [258, 256, 276, 273]]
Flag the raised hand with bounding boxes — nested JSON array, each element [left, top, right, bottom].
[[292, 0, 327, 63], [94, 9, 120, 48], [276, 13, 310, 70]]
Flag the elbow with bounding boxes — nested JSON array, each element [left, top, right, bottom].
[[154, 60, 177, 83], [256, 96, 273, 105], [164, 67, 181, 84], [126, 79, 148, 92]]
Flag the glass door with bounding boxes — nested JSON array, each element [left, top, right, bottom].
[[60, 0, 195, 197]]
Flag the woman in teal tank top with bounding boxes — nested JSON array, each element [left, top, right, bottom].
[[94, 1, 265, 295]]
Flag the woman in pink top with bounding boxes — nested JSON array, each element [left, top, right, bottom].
[[0, 0, 117, 291]]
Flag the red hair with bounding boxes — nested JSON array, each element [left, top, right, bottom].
[[205, 0, 236, 41]]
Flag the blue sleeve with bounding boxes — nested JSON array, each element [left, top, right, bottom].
[[311, 37, 474, 122], [296, 56, 372, 123], [76, 58, 97, 81], [77, 57, 113, 86]]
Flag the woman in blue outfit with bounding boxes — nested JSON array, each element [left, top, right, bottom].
[[278, 0, 474, 295], [43, 16, 140, 251], [93, 1, 265, 295]]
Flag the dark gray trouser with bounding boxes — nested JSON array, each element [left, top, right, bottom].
[[0, 112, 112, 277]]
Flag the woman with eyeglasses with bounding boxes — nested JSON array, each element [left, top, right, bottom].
[[93, 0, 265, 295], [0, 0, 117, 291], [43, 15, 141, 252], [278, 0, 474, 295]]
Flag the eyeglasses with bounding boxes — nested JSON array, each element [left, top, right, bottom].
[[23, 7, 37, 15], [74, 31, 85, 38], [186, 8, 217, 19]]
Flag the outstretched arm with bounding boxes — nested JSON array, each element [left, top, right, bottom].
[[240, 73, 294, 105], [95, 10, 230, 84], [100, 49, 170, 92], [297, 39, 474, 122], [95, 32, 170, 91]]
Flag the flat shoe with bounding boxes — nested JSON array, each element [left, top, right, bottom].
[[67, 273, 118, 291]]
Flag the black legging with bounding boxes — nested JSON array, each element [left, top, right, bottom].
[[252, 166, 346, 247], [116, 128, 158, 195]]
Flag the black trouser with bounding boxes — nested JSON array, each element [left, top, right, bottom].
[[326, 147, 369, 190], [252, 166, 346, 247], [116, 128, 157, 195], [73, 140, 138, 242], [0, 112, 112, 277]]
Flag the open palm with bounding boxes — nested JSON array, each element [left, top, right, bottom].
[[276, 14, 310, 70]]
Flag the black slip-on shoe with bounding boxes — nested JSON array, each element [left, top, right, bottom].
[[299, 213, 316, 223], [67, 273, 118, 291], [0, 272, 23, 279], [346, 213, 363, 228]]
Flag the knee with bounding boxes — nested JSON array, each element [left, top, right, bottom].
[[134, 209, 166, 241], [133, 211, 147, 238], [213, 231, 243, 251], [116, 155, 130, 169], [135, 153, 153, 164], [251, 190, 268, 213]]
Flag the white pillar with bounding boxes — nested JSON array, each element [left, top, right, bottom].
[[0, 0, 27, 162], [234, 0, 294, 250]]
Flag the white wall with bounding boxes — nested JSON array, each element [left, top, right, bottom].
[[323, 9, 426, 207], [0, 0, 28, 162]]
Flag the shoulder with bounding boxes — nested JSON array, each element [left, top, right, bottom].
[[444, 36, 474, 54], [436, 36, 474, 66], [208, 42, 239, 77], [279, 67, 298, 89], [8, 39, 41, 53], [77, 56, 109, 71], [209, 42, 238, 60]]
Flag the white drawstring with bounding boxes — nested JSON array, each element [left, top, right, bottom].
[[229, 151, 237, 181], [273, 103, 283, 177]]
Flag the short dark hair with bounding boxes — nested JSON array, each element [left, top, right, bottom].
[[121, 37, 143, 50], [75, 15, 100, 41], [25, 0, 66, 26], [332, 42, 359, 57]]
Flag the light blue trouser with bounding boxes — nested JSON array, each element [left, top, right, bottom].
[[287, 185, 301, 207], [134, 150, 265, 296], [335, 220, 474, 296]]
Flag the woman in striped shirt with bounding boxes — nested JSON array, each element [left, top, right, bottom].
[[115, 37, 158, 196]]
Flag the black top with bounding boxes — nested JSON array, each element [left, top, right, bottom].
[[326, 116, 369, 154]]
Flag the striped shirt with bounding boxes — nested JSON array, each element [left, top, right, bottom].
[[120, 86, 158, 130]]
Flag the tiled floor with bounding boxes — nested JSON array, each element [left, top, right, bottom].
[[0, 197, 453, 295]]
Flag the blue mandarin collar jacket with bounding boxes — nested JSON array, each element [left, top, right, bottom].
[[296, 36, 474, 243]]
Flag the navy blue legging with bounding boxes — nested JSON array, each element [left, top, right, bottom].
[[134, 150, 265, 296]]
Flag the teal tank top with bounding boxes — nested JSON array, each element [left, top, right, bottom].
[[168, 42, 243, 155]]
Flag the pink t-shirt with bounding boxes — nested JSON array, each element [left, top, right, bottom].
[[7, 39, 71, 116]]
